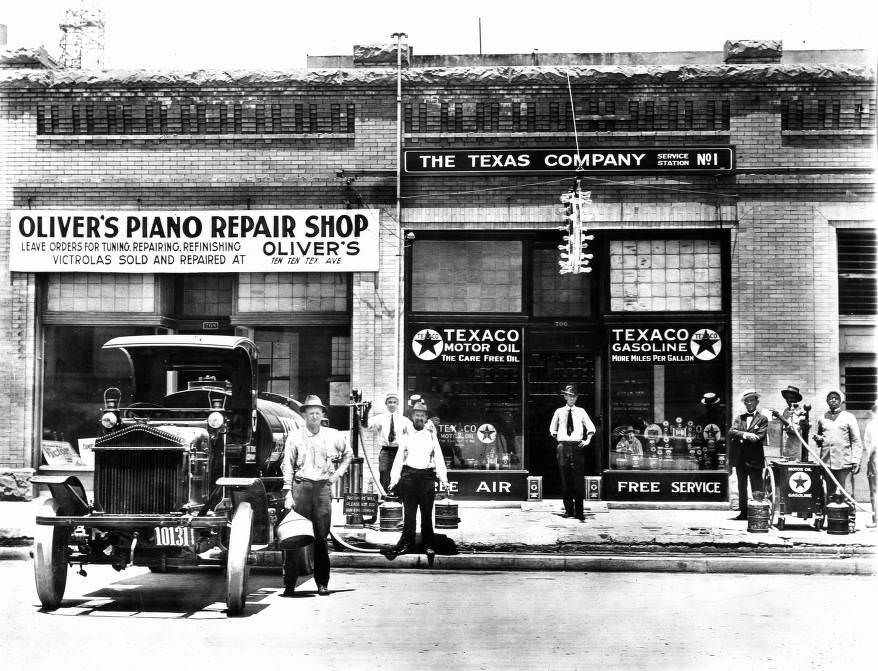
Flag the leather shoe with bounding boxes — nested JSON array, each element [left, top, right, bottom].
[[281, 586, 296, 597], [317, 585, 330, 596], [732, 513, 747, 521]]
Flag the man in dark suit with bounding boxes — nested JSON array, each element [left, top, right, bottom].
[[727, 389, 768, 520]]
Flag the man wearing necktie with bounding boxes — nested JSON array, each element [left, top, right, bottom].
[[727, 389, 768, 521], [365, 391, 412, 494], [549, 384, 596, 521]]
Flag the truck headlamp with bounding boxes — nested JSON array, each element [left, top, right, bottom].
[[101, 412, 119, 429], [207, 411, 225, 429]]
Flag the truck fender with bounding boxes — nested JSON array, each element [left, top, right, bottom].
[[32, 475, 89, 516], [217, 477, 269, 545]]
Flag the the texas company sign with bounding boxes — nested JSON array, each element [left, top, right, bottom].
[[405, 147, 734, 173]]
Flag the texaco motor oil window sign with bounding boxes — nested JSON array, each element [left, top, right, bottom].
[[10, 209, 379, 273], [609, 324, 724, 364], [411, 327, 522, 364]]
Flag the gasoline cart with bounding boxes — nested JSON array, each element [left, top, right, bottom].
[[761, 460, 825, 531]]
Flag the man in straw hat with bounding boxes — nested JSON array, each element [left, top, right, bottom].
[[815, 389, 862, 532], [779, 385, 810, 460], [727, 390, 768, 521], [549, 384, 596, 521], [861, 399, 878, 528], [281, 395, 352, 596], [384, 400, 448, 559], [364, 391, 412, 494]]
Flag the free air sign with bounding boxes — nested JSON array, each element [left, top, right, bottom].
[[404, 147, 734, 173]]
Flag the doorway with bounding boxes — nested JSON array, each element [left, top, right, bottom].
[[526, 331, 597, 497]]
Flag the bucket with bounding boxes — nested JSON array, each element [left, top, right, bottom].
[[747, 491, 771, 533], [826, 494, 851, 535], [276, 509, 315, 549], [378, 500, 403, 531], [435, 497, 460, 529]]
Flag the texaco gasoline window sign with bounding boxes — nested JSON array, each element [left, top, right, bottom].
[[610, 325, 723, 364]]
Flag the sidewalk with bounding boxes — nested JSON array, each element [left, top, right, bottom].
[[3, 497, 875, 574]]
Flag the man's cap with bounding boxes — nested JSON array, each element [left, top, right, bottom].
[[385, 392, 400, 403], [780, 385, 803, 403], [740, 389, 760, 403], [624, 425, 635, 432], [700, 392, 720, 407], [410, 400, 429, 414], [561, 384, 579, 396], [301, 394, 326, 410], [826, 389, 845, 403], [408, 393, 423, 407]]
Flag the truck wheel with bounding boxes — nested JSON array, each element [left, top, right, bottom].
[[226, 501, 253, 616], [33, 498, 70, 611]]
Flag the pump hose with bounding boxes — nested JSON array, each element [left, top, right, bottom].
[[783, 426, 870, 514], [327, 424, 388, 553]]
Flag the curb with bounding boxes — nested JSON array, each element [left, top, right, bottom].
[[330, 551, 876, 575]]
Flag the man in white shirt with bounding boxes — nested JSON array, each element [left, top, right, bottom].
[[861, 400, 877, 528], [384, 401, 449, 559], [364, 391, 412, 494], [549, 384, 596, 521], [281, 395, 352, 597]]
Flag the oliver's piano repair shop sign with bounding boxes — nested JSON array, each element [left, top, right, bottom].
[[10, 209, 379, 273], [603, 471, 728, 502], [405, 147, 734, 174], [609, 323, 725, 365], [410, 326, 522, 364]]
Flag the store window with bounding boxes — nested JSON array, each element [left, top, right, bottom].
[[180, 274, 235, 317], [837, 229, 876, 316], [607, 322, 728, 472], [410, 240, 522, 313], [42, 325, 154, 454], [406, 323, 524, 470], [609, 239, 722, 312], [46, 274, 157, 312], [239, 273, 349, 312], [531, 247, 592, 317]]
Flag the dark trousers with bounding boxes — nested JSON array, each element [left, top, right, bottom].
[[283, 479, 332, 588], [397, 466, 436, 549], [378, 446, 398, 494], [557, 441, 585, 518], [735, 463, 762, 514]]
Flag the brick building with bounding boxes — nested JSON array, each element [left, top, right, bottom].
[[0, 39, 874, 503]]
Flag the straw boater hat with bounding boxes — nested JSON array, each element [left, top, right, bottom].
[[301, 394, 326, 410], [385, 391, 400, 403], [561, 384, 579, 396], [780, 385, 803, 403], [740, 389, 760, 403]]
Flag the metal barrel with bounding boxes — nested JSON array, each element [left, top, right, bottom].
[[747, 491, 771, 533], [378, 500, 403, 531], [435, 498, 459, 529], [825, 495, 851, 535]]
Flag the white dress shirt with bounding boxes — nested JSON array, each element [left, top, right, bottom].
[[366, 410, 412, 447], [550, 405, 596, 442], [389, 427, 448, 487]]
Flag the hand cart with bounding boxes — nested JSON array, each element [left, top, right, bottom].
[[761, 460, 825, 530]]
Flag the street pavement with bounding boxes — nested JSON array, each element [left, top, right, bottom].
[[0, 559, 873, 670]]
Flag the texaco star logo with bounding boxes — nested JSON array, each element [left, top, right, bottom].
[[477, 423, 497, 444], [788, 472, 811, 493], [412, 328, 444, 361], [690, 328, 722, 361]]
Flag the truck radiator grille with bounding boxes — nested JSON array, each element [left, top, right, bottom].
[[95, 450, 185, 514]]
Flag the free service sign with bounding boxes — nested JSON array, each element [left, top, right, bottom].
[[10, 209, 379, 273]]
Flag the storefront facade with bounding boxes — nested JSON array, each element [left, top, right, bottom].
[[1, 41, 874, 504]]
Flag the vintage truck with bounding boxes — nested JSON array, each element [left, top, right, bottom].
[[33, 335, 304, 615]]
